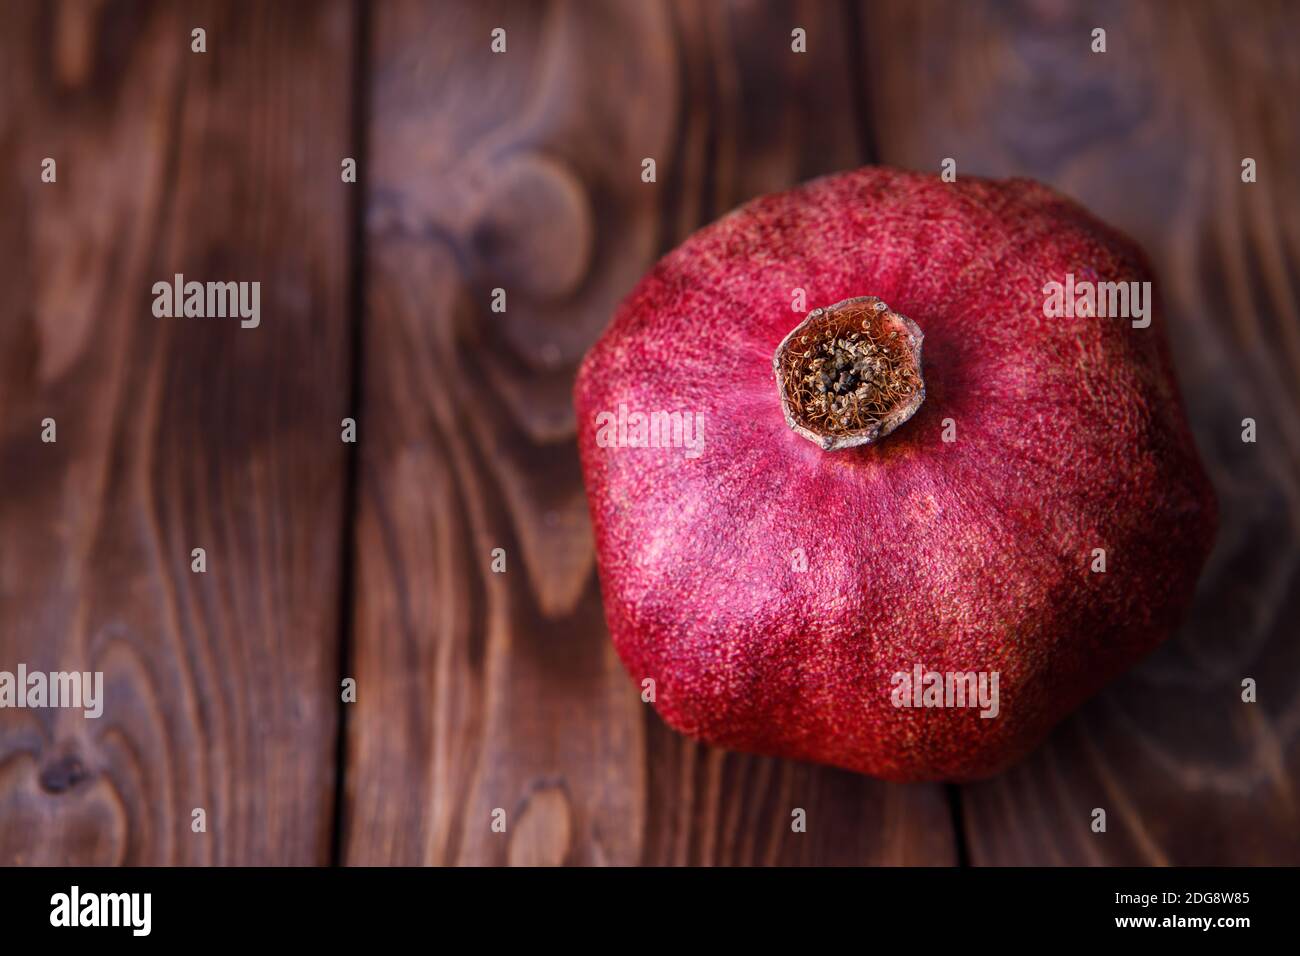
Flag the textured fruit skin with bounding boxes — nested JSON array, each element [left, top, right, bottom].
[[574, 167, 1217, 782]]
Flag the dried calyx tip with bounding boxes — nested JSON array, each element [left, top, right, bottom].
[[773, 296, 925, 450]]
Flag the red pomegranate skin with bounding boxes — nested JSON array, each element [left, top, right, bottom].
[[574, 167, 1217, 781]]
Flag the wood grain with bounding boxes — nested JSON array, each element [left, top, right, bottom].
[[0, 0, 354, 864], [342, 0, 957, 865], [863, 0, 1300, 864], [5, 0, 1291, 868]]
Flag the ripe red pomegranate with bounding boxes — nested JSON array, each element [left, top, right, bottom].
[[575, 167, 1216, 781]]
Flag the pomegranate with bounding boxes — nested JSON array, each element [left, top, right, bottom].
[[575, 167, 1216, 781]]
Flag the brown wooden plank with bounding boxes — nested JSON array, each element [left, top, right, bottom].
[[344, 0, 957, 865], [0, 0, 354, 865], [637, 0, 957, 867], [863, 0, 1300, 864]]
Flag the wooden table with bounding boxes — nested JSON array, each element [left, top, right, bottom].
[[1, 0, 1296, 866]]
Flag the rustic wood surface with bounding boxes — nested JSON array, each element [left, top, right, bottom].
[[0, 0, 354, 865], [0, 0, 1296, 866], [866, 0, 1300, 865]]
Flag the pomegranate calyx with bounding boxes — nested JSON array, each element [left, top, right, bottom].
[[773, 295, 925, 450]]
